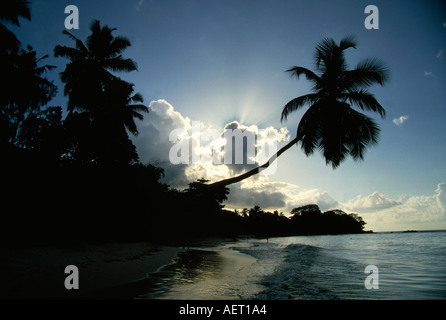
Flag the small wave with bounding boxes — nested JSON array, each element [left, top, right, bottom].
[[239, 242, 375, 300]]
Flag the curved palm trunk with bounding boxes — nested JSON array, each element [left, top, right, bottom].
[[208, 137, 299, 188]]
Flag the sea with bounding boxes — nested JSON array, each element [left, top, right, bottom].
[[140, 230, 446, 300]]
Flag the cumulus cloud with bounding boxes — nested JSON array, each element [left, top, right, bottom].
[[133, 99, 290, 188], [285, 189, 339, 212], [226, 183, 287, 210], [393, 115, 409, 127], [435, 182, 446, 212], [345, 183, 446, 231], [344, 192, 401, 213], [132, 99, 192, 187], [424, 71, 432, 77]]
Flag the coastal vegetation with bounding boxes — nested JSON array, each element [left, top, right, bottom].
[[1, 1, 373, 245]]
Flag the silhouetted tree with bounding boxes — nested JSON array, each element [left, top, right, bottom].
[[209, 36, 389, 188], [289, 204, 366, 235], [290, 204, 322, 217], [2, 46, 57, 145], [16, 106, 65, 164], [0, 0, 31, 52], [54, 20, 147, 165], [0, 1, 56, 150]]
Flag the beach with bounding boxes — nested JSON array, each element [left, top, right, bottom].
[[0, 242, 182, 299], [2, 231, 445, 300], [0, 237, 256, 299]]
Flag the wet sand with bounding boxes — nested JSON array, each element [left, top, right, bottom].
[[0, 238, 258, 299], [138, 241, 261, 300]]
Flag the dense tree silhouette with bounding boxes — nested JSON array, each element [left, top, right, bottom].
[[0, 1, 57, 155], [0, 0, 31, 52], [3, 47, 57, 144], [54, 20, 147, 165], [290, 205, 366, 235], [209, 36, 389, 188]]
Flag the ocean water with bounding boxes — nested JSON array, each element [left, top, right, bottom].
[[141, 231, 446, 300]]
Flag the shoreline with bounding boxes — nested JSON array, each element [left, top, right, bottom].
[[0, 242, 183, 299], [0, 237, 246, 299], [84, 238, 259, 299]]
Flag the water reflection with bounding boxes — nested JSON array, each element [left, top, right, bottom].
[[172, 250, 224, 284]]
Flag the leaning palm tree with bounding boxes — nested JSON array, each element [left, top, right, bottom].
[[209, 36, 389, 188]]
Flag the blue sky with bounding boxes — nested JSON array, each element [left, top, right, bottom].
[[12, 0, 446, 231]]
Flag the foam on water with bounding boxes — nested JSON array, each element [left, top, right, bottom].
[[140, 231, 446, 300]]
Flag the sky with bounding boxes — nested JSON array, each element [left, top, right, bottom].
[[11, 0, 446, 231]]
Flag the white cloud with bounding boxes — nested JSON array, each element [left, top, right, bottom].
[[133, 99, 193, 187], [424, 71, 433, 77], [393, 115, 409, 127], [344, 192, 401, 213], [436, 49, 444, 60], [285, 189, 339, 212], [133, 99, 290, 188], [435, 182, 446, 212], [345, 183, 446, 231]]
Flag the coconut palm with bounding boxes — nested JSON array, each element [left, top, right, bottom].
[[0, 0, 31, 52], [0, 0, 30, 26], [210, 36, 389, 188], [1, 46, 56, 145], [55, 20, 148, 164], [54, 19, 138, 114], [92, 78, 149, 164]]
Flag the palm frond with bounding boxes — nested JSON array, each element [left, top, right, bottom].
[[61, 30, 88, 54], [104, 56, 138, 72], [129, 104, 149, 115], [281, 93, 319, 122], [314, 37, 336, 67], [345, 109, 380, 161], [339, 35, 357, 51], [346, 57, 390, 88], [343, 90, 386, 118], [0, 0, 31, 26], [54, 45, 84, 60], [286, 66, 320, 85], [131, 93, 144, 103], [109, 36, 132, 56]]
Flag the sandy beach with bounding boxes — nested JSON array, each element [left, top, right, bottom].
[[0, 242, 182, 299], [0, 238, 257, 299]]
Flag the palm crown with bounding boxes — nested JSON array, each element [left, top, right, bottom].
[[54, 20, 139, 114], [54, 20, 148, 164], [282, 36, 389, 168]]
